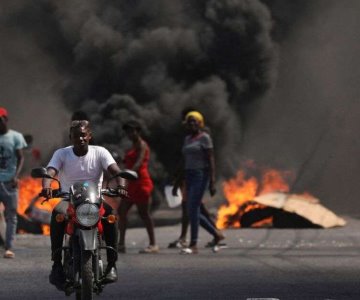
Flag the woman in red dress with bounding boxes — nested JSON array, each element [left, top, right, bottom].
[[118, 120, 159, 254]]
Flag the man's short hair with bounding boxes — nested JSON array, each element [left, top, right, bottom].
[[70, 120, 91, 133]]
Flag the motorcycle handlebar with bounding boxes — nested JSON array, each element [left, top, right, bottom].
[[101, 188, 121, 197], [53, 190, 70, 198], [38, 189, 70, 199], [38, 188, 123, 200]]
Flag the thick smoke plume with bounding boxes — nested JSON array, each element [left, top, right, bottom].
[[242, 0, 360, 214], [57, 0, 277, 180], [1, 1, 359, 214], [1, 0, 277, 180]]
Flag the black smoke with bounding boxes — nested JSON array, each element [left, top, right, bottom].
[[1, 1, 358, 214], [1, 0, 276, 180], [58, 0, 277, 180]]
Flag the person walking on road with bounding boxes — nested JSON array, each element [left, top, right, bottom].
[[117, 120, 159, 254], [0, 107, 27, 259], [169, 108, 224, 249], [173, 111, 224, 254]]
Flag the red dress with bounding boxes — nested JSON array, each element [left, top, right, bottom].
[[123, 143, 153, 204]]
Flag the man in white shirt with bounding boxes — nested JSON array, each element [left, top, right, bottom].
[[41, 120, 125, 290]]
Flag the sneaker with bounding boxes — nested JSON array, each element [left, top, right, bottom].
[[213, 231, 225, 245], [205, 239, 227, 248], [180, 246, 198, 255], [139, 245, 159, 254], [103, 265, 118, 284], [49, 262, 65, 291], [3, 250, 15, 259], [168, 239, 187, 249]]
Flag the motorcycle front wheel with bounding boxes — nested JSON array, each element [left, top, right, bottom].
[[76, 250, 93, 300]]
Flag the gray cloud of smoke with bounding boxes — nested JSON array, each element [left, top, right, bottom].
[[1, 0, 358, 214], [0, 2, 69, 155], [1, 0, 277, 181], [242, 0, 360, 214], [23, 0, 275, 179]]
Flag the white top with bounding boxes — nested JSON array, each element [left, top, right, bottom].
[[47, 145, 116, 191]]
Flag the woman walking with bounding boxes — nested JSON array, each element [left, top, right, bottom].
[[174, 111, 224, 254], [118, 120, 159, 254]]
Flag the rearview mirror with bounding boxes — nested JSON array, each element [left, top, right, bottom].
[[31, 167, 53, 179]]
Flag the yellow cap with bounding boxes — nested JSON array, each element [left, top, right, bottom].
[[185, 111, 204, 128]]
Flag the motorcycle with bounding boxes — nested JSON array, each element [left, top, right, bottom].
[[31, 167, 137, 300]]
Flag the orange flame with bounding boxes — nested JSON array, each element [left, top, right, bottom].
[[216, 165, 294, 229], [18, 177, 60, 235], [260, 169, 291, 195]]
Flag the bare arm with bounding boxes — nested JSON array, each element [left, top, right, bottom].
[[107, 163, 130, 198], [131, 140, 147, 172], [107, 163, 123, 187], [41, 167, 58, 198], [206, 148, 216, 196]]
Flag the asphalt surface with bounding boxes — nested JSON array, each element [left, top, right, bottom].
[[0, 214, 360, 300]]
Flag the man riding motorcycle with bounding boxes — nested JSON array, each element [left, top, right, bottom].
[[41, 120, 126, 290]]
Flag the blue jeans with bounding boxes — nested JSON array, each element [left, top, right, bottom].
[[185, 169, 217, 245], [0, 182, 18, 250]]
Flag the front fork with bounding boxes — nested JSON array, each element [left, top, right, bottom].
[[74, 229, 102, 281], [62, 229, 117, 294], [63, 230, 103, 287]]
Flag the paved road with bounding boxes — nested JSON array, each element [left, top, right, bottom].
[[0, 215, 359, 300]]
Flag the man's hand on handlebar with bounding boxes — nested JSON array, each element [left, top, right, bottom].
[[40, 187, 53, 199], [116, 185, 129, 198]]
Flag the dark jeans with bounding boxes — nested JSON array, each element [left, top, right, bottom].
[[185, 169, 218, 245], [50, 200, 118, 264]]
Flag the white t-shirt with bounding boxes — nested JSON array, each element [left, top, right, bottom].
[[47, 145, 116, 192]]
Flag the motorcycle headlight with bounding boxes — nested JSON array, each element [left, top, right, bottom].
[[76, 203, 100, 227]]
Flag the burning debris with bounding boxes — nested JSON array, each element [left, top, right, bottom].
[[17, 177, 60, 235], [216, 165, 346, 229], [253, 192, 346, 228], [4, 166, 345, 237]]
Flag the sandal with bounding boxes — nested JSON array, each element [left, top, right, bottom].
[[139, 245, 159, 254], [4, 250, 15, 259]]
